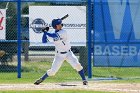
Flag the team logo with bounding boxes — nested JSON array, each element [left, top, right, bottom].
[[30, 18, 46, 33]]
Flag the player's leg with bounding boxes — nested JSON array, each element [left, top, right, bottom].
[[46, 54, 65, 77], [66, 51, 88, 85], [34, 54, 65, 85]]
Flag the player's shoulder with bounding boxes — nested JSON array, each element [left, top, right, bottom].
[[58, 29, 67, 34], [59, 29, 66, 32]]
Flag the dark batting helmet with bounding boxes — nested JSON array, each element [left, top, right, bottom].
[[52, 19, 62, 29]]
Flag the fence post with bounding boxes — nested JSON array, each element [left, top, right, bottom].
[[17, 0, 21, 78], [88, 0, 92, 78]]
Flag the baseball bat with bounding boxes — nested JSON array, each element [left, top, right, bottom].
[[61, 14, 69, 20]]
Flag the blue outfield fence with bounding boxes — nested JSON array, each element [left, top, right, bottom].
[[93, 0, 140, 67]]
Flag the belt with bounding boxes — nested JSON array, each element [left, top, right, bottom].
[[57, 50, 71, 54]]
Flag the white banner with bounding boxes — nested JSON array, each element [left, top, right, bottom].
[[0, 9, 6, 40], [29, 6, 86, 46]]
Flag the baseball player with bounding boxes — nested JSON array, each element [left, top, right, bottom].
[[34, 18, 88, 85]]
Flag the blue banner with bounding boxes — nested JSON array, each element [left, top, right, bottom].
[[94, 0, 140, 67]]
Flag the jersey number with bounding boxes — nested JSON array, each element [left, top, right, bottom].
[[62, 41, 65, 45]]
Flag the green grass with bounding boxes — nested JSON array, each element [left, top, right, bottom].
[[0, 61, 140, 83], [0, 62, 81, 84], [93, 67, 140, 78], [92, 67, 140, 83], [0, 90, 117, 93]]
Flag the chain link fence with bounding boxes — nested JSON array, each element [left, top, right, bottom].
[[0, 1, 89, 85], [0, 2, 18, 79], [93, 0, 140, 80], [20, 1, 88, 82], [1, 0, 140, 83], [0, 1, 88, 83]]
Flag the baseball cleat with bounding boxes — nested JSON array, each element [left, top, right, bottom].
[[34, 78, 43, 85], [83, 80, 88, 85]]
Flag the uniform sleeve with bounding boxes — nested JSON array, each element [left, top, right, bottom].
[[46, 33, 58, 38], [42, 32, 48, 43], [42, 32, 59, 43], [42, 32, 58, 38], [57, 30, 67, 39]]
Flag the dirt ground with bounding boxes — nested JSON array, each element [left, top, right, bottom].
[[0, 81, 140, 93]]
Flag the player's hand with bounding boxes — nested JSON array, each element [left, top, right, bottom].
[[42, 27, 49, 32]]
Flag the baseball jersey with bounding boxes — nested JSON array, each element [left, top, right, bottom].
[[42, 29, 71, 52]]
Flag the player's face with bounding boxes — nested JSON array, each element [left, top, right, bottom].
[[56, 24, 62, 30]]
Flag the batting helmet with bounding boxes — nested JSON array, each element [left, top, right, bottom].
[[52, 19, 62, 29]]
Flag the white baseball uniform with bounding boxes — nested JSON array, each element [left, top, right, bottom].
[[46, 29, 83, 76], [34, 18, 87, 85]]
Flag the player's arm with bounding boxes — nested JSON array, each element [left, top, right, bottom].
[[42, 32, 59, 43], [42, 32, 48, 43], [43, 32, 58, 38], [46, 32, 58, 38]]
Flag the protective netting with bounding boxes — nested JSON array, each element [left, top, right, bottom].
[[20, 1, 88, 82], [0, 2, 18, 79]]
